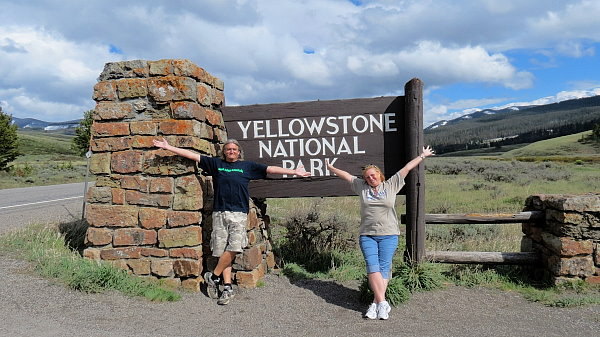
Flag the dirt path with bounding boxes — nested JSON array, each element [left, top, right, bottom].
[[1, 257, 599, 337]]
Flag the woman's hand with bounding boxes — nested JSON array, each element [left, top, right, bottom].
[[422, 145, 435, 158]]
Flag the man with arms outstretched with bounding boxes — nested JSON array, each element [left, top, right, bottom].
[[153, 138, 310, 305]]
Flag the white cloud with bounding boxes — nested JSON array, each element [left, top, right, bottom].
[[225, 76, 291, 105], [427, 104, 447, 116], [346, 52, 399, 77], [531, 1, 600, 42], [283, 52, 333, 86], [555, 41, 595, 58], [0, 25, 115, 120], [394, 41, 535, 89]]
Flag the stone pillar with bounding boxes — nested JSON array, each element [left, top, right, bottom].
[[83, 59, 273, 291], [522, 193, 600, 285]]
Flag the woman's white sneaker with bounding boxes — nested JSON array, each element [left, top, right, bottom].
[[377, 301, 391, 320], [364, 303, 377, 319]]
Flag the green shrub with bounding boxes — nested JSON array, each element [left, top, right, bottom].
[[275, 201, 356, 272], [53, 161, 75, 170], [395, 262, 445, 292], [11, 163, 35, 177]]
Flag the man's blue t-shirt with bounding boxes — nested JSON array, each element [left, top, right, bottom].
[[198, 155, 267, 213]]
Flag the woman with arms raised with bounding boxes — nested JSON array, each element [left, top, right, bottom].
[[326, 146, 434, 320]]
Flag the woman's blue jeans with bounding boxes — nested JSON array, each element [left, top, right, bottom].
[[359, 235, 399, 280]]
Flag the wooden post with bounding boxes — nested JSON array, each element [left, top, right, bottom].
[[404, 78, 425, 264]]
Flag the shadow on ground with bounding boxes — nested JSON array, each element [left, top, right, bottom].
[[290, 278, 364, 312]]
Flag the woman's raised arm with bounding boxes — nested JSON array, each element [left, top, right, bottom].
[[398, 145, 435, 178], [326, 159, 354, 182]]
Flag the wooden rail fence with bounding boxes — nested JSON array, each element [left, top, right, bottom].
[[401, 211, 543, 265]]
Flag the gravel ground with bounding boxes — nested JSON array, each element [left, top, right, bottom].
[[1, 257, 599, 337]]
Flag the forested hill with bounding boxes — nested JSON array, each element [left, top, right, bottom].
[[424, 95, 600, 154]]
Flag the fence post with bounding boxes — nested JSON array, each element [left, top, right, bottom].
[[404, 78, 425, 264]]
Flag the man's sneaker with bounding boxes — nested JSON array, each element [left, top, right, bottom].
[[203, 272, 219, 299], [377, 301, 391, 320], [364, 303, 377, 319], [217, 287, 235, 305]]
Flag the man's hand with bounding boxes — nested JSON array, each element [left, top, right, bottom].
[[294, 165, 311, 177], [153, 138, 170, 150]]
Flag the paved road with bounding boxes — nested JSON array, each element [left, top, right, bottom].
[[0, 182, 88, 234]]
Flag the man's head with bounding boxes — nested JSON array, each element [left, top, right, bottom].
[[221, 139, 243, 162]]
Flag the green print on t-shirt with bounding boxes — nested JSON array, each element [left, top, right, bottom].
[[218, 167, 244, 173]]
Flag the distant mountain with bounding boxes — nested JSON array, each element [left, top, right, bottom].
[[425, 95, 600, 154], [12, 117, 81, 131], [425, 106, 524, 131]]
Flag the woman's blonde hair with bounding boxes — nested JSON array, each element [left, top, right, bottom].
[[220, 139, 243, 160], [361, 164, 385, 181]]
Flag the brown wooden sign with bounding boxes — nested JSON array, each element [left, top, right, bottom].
[[222, 96, 407, 198], [223, 78, 425, 264]]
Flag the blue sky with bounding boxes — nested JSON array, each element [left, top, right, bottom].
[[1, 0, 600, 127]]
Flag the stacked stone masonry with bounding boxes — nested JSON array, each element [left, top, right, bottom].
[[83, 59, 275, 291], [522, 193, 600, 285]]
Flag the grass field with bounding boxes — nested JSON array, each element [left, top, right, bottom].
[[16, 129, 76, 155], [502, 130, 600, 158], [0, 130, 88, 189]]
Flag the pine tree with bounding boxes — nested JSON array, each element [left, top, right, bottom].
[[0, 106, 21, 171], [72, 109, 94, 156], [592, 123, 600, 142]]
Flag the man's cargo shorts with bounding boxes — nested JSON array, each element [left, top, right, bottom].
[[211, 211, 248, 256]]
